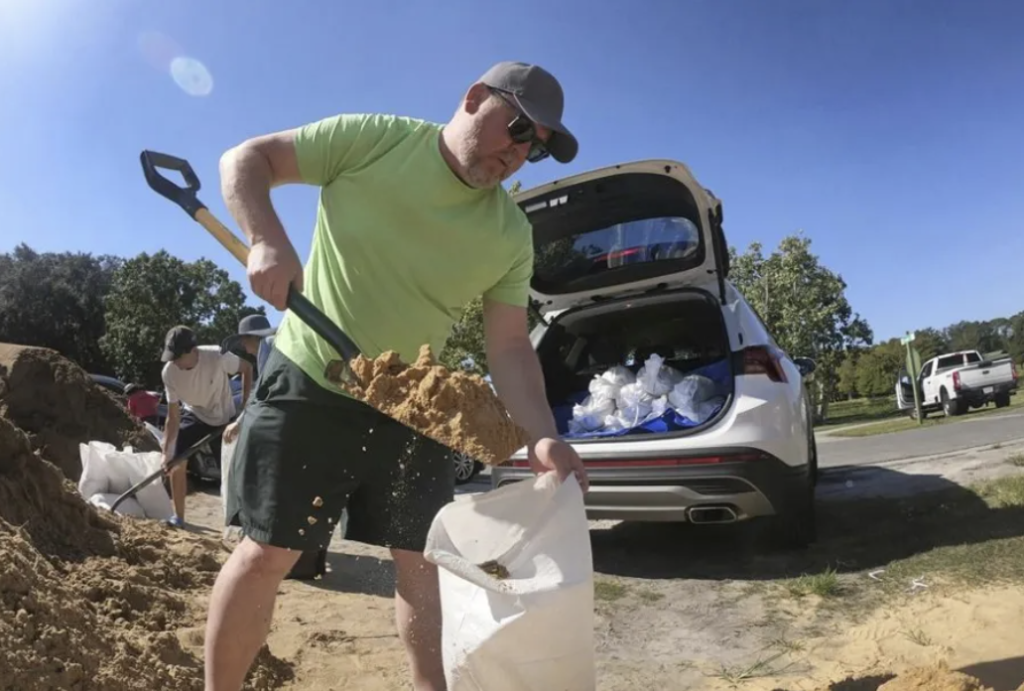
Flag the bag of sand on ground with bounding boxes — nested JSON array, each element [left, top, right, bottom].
[[77, 441, 172, 520], [423, 472, 596, 691]]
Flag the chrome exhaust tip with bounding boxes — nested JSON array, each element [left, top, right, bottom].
[[687, 505, 738, 524]]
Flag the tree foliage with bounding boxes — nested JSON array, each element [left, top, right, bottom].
[[728, 233, 873, 420], [0, 244, 122, 372], [100, 251, 264, 387]]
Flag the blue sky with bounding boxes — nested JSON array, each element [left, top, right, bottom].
[[2, 0, 1022, 343]]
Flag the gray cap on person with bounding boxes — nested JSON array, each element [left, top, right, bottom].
[[479, 61, 578, 164], [161, 325, 197, 362], [220, 314, 277, 355]]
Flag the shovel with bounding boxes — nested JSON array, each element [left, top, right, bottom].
[[109, 431, 218, 514], [140, 150, 361, 386], [139, 150, 530, 465]]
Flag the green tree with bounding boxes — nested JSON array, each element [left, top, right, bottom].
[[854, 339, 904, 398], [0, 243, 122, 372], [728, 232, 873, 422], [908, 327, 948, 362], [100, 251, 264, 387], [835, 353, 859, 399]]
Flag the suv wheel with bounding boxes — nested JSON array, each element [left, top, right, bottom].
[[769, 442, 818, 550], [453, 451, 482, 485]]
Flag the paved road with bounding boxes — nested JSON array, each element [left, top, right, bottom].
[[816, 408, 1024, 468]]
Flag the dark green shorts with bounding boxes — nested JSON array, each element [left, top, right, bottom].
[[225, 346, 455, 553]]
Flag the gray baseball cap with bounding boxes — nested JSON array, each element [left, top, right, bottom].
[[479, 61, 578, 164]]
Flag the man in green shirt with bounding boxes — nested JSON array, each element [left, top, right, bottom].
[[207, 61, 588, 691]]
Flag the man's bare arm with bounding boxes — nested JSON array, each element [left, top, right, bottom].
[[219, 130, 303, 246], [483, 299, 589, 489], [483, 299, 559, 442], [162, 402, 181, 463], [219, 130, 306, 310]]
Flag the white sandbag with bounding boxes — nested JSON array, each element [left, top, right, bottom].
[[636, 353, 681, 397], [568, 393, 617, 434], [668, 374, 719, 423], [587, 365, 635, 400], [77, 441, 173, 520], [423, 473, 595, 691], [614, 382, 655, 426], [87, 492, 147, 518]]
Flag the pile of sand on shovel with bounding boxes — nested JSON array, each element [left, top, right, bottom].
[[329, 344, 531, 465]]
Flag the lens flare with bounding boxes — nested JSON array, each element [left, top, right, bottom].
[[170, 56, 213, 97], [138, 30, 214, 97]]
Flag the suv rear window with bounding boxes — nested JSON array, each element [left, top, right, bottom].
[[534, 216, 701, 288]]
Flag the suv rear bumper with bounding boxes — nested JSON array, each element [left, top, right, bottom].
[[490, 448, 809, 523], [957, 380, 1017, 405]]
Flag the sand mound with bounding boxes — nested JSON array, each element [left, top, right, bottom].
[[0, 343, 158, 481], [0, 349, 293, 689], [332, 344, 531, 465], [876, 662, 992, 691]]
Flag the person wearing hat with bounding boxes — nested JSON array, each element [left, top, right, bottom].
[[220, 314, 278, 383], [207, 61, 588, 690], [219, 314, 277, 447], [159, 325, 252, 528]]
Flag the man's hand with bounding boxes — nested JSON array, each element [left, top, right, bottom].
[[248, 238, 303, 311], [161, 449, 177, 475], [530, 438, 589, 492], [222, 421, 240, 444]]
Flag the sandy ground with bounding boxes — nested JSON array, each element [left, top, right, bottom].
[[172, 438, 1024, 691]]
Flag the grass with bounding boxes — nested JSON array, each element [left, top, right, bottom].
[[854, 474, 1024, 594], [829, 393, 1023, 438], [785, 567, 843, 598], [594, 579, 628, 602], [1007, 453, 1024, 467], [817, 396, 901, 428]]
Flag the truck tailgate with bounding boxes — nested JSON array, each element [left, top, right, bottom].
[[958, 359, 1014, 390]]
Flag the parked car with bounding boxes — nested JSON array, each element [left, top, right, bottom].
[[896, 349, 1018, 418], [452, 450, 484, 485], [490, 159, 819, 549]]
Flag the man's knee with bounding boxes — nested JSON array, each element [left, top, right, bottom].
[[231, 536, 303, 581]]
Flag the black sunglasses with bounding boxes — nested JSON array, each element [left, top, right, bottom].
[[490, 89, 551, 163]]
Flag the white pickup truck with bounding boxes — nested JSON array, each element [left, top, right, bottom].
[[896, 349, 1018, 418]]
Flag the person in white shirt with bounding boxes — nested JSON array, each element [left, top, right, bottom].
[[160, 325, 252, 527]]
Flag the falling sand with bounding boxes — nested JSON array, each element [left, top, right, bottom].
[[328, 344, 531, 465]]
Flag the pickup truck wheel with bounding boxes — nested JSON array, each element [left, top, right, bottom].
[[941, 389, 963, 417], [995, 392, 1011, 408]]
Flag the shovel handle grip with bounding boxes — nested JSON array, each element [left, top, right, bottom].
[[140, 150, 206, 218]]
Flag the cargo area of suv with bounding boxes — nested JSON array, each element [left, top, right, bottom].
[[534, 288, 735, 442]]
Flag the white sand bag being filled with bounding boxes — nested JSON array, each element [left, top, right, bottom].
[[424, 472, 595, 691]]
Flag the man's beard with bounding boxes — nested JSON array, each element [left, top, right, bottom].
[[457, 123, 507, 189]]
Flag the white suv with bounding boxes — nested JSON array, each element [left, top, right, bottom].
[[490, 160, 819, 549]]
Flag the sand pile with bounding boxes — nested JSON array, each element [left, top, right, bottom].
[[331, 344, 531, 465], [817, 661, 1024, 691], [0, 347, 292, 690], [0, 343, 158, 481]]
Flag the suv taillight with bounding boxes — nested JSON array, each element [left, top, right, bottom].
[[952, 370, 962, 391], [740, 346, 788, 383], [1013, 362, 1019, 381]]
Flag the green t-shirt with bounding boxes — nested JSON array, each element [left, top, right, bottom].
[[273, 113, 534, 394]]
